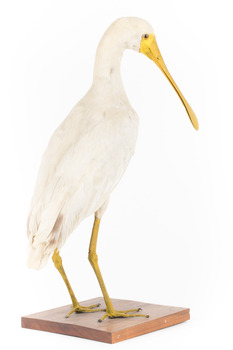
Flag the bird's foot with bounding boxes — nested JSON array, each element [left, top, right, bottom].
[[66, 302, 105, 318], [98, 307, 149, 322]]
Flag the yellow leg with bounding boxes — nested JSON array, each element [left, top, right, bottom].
[[52, 249, 104, 317], [88, 216, 149, 322]]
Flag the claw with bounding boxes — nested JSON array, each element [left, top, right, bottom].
[[66, 303, 104, 318], [97, 308, 149, 322]]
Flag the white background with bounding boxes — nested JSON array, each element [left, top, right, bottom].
[[1, 0, 233, 348]]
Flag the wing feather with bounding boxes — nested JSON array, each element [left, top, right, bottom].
[[27, 102, 138, 269]]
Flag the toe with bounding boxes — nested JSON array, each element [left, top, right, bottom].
[[96, 309, 149, 322]]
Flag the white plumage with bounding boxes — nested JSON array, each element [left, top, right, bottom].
[[27, 18, 154, 269], [27, 17, 198, 275]]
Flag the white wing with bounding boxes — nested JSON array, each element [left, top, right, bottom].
[[27, 99, 138, 269]]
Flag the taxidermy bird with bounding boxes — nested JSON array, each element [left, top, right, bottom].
[[27, 17, 198, 322]]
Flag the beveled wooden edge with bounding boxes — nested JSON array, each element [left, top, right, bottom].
[[21, 316, 112, 343], [111, 308, 190, 343]]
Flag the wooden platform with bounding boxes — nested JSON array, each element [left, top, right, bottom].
[[21, 297, 190, 344]]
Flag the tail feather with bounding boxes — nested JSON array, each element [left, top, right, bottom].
[[27, 197, 65, 269], [27, 244, 51, 270]]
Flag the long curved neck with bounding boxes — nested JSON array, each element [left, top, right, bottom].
[[92, 32, 126, 94]]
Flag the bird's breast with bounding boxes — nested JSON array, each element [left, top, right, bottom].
[[94, 106, 139, 188], [102, 106, 138, 154]]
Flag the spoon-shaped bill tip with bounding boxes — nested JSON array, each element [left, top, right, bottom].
[[140, 34, 199, 130]]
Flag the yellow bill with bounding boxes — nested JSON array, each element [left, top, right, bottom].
[[140, 34, 199, 130]]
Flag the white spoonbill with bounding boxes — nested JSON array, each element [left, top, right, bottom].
[[27, 17, 198, 322]]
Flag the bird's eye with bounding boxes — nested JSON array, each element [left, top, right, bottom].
[[143, 34, 149, 39]]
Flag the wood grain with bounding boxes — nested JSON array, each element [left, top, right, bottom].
[[21, 297, 190, 343]]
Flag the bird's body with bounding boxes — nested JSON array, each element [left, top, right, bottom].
[[27, 17, 198, 321], [28, 83, 138, 268]]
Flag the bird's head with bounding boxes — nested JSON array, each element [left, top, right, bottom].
[[109, 17, 199, 130]]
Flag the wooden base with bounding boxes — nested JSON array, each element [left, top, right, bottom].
[[21, 297, 190, 344]]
